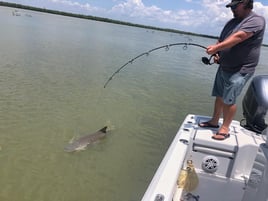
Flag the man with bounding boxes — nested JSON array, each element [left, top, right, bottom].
[[199, 0, 266, 140]]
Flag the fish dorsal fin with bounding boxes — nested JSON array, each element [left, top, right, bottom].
[[99, 126, 107, 133]]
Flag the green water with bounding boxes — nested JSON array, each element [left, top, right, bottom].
[[0, 6, 267, 201]]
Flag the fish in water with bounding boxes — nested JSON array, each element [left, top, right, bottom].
[[64, 126, 108, 152]]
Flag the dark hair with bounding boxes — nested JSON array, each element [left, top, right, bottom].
[[244, 0, 253, 9]]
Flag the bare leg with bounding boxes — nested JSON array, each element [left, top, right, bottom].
[[199, 97, 223, 127], [213, 103, 237, 139], [210, 97, 224, 125]]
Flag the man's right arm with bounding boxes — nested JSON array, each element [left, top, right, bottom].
[[206, 31, 254, 55]]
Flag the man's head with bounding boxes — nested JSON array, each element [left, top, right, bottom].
[[226, 0, 253, 18], [226, 0, 253, 10]]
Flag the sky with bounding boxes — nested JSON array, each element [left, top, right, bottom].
[[5, 0, 268, 42]]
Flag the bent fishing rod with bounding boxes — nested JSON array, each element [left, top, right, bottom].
[[103, 42, 215, 88]]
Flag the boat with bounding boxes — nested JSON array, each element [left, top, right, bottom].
[[141, 75, 268, 201], [12, 10, 21, 16]]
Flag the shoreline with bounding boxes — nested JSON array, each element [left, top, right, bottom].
[[1, 1, 267, 47], [0, 1, 217, 40]]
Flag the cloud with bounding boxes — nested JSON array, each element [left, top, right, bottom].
[[48, 0, 104, 13], [108, 0, 268, 40], [37, 0, 267, 41], [254, 2, 268, 17], [108, 0, 229, 35], [110, 0, 155, 18]]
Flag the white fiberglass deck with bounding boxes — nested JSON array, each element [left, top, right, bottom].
[[142, 114, 267, 201]]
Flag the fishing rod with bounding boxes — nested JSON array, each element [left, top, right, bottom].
[[103, 42, 214, 88]]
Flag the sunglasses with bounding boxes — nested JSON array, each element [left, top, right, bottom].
[[230, 1, 243, 10]]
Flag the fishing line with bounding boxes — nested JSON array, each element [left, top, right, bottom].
[[103, 42, 213, 88]]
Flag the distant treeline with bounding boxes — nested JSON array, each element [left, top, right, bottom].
[[0, 1, 267, 47], [0, 1, 218, 39]]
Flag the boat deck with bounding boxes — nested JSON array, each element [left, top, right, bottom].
[[142, 114, 267, 201], [175, 115, 266, 201]]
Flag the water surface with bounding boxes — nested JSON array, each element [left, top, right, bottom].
[[0, 6, 267, 201]]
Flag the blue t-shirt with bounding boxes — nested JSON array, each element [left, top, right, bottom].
[[218, 12, 266, 73]]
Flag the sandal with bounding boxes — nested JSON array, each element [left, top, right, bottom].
[[212, 132, 230, 141], [198, 121, 219, 128]]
